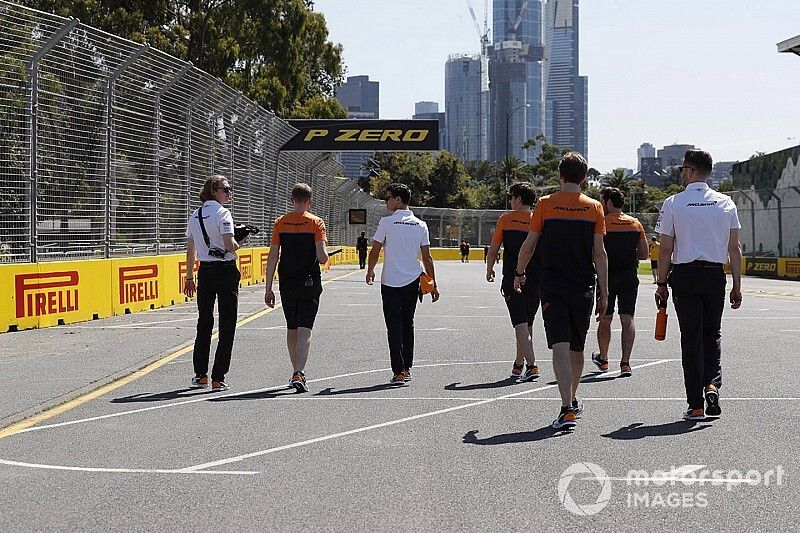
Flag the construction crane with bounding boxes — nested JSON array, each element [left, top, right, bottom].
[[508, 0, 529, 42], [466, 0, 490, 160]]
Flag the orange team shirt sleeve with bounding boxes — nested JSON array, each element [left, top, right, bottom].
[[594, 203, 606, 235], [315, 218, 327, 243], [637, 219, 646, 241], [491, 216, 506, 245], [270, 218, 282, 246], [530, 199, 545, 233]]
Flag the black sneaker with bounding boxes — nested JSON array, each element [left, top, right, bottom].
[[572, 397, 584, 418], [552, 407, 577, 429], [291, 371, 308, 393], [705, 388, 721, 417]]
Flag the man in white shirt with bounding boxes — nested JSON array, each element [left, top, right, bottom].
[[654, 150, 743, 421], [366, 183, 440, 385], [184, 175, 242, 392]]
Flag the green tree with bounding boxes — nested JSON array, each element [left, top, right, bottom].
[[601, 169, 634, 194], [23, 0, 345, 117]]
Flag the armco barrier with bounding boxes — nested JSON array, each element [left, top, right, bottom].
[[779, 257, 800, 280]]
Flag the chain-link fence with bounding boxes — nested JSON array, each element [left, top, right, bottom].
[[0, 0, 347, 263]]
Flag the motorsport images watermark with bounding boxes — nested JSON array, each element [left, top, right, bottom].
[[557, 462, 785, 516]]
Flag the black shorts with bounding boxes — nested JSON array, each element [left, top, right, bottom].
[[606, 274, 639, 316], [280, 281, 322, 330], [501, 275, 540, 327], [650, 260, 658, 270], [540, 283, 594, 351]]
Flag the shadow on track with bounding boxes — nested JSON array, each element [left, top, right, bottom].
[[315, 383, 401, 395], [111, 387, 215, 403], [601, 421, 713, 440], [208, 387, 297, 401], [462, 427, 573, 445], [444, 377, 523, 391]]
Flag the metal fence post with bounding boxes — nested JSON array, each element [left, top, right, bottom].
[[26, 17, 79, 263], [209, 95, 241, 174], [768, 191, 783, 256], [104, 44, 147, 258]]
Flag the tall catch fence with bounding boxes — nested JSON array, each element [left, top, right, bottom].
[[0, 0, 349, 264]]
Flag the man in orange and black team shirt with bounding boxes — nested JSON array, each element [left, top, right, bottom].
[[515, 152, 608, 430], [591, 187, 648, 377], [264, 183, 329, 393], [486, 182, 541, 381]]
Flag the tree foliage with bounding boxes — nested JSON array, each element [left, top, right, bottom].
[[23, 0, 346, 117]]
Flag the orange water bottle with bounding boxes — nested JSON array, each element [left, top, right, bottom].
[[655, 307, 667, 341]]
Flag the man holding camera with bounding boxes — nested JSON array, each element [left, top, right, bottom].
[[265, 183, 329, 393], [184, 175, 242, 392]]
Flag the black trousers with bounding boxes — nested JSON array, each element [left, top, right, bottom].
[[381, 279, 420, 375], [358, 250, 367, 269], [193, 261, 240, 381], [670, 262, 725, 409]]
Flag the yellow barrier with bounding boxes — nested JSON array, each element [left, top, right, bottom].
[[429, 248, 484, 261], [778, 257, 800, 280], [1, 259, 112, 331], [0, 246, 273, 332]]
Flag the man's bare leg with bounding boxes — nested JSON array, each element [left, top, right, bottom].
[[620, 314, 635, 363], [552, 342, 573, 407]]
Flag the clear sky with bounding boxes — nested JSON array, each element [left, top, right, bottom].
[[313, 0, 800, 172]]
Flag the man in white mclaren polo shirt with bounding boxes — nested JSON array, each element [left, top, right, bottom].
[[366, 183, 440, 385]]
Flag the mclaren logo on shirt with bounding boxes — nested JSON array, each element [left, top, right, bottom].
[[686, 201, 719, 207], [281, 120, 439, 152], [553, 206, 590, 212]]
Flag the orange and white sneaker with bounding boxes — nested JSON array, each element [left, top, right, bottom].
[[619, 361, 632, 377], [552, 407, 577, 429], [510, 363, 524, 378], [211, 380, 229, 392], [683, 408, 705, 421], [291, 371, 308, 393], [389, 373, 407, 385], [591, 352, 609, 372], [191, 375, 209, 388], [402, 370, 412, 382]]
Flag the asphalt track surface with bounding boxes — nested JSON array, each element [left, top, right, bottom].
[[1, 262, 798, 531]]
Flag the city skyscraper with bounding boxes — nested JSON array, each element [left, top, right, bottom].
[[334, 75, 379, 179], [445, 54, 485, 161], [637, 142, 656, 171], [543, 0, 588, 157], [488, 42, 529, 162], [493, 0, 545, 161], [658, 143, 695, 168], [413, 101, 446, 152]]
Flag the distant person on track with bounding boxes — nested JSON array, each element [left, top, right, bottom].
[[460, 240, 470, 262], [591, 187, 648, 377], [184, 175, 242, 392], [486, 182, 541, 381], [366, 183, 440, 385], [649, 236, 660, 283], [655, 149, 742, 421], [515, 152, 608, 430], [356, 231, 368, 269], [264, 183, 329, 394]]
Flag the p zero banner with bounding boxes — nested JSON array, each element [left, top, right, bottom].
[[744, 257, 778, 278], [779, 258, 800, 280], [281, 120, 439, 152]]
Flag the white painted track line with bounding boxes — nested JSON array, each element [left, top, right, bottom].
[[180, 360, 674, 472], [0, 458, 258, 475]]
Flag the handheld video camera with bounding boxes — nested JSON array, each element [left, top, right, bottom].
[[234, 223, 261, 242], [208, 246, 228, 259]]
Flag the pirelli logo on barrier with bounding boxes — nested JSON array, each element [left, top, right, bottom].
[[239, 254, 253, 280], [745, 257, 778, 277], [281, 120, 439, 152], [178, 260, 199, 288], [785, 259, 800, 278], [15, 271, 79, 318], [119, 265, 159, 304], [260, 251, 269, 277]]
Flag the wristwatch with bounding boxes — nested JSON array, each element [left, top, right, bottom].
[[515, 271, 526, 277]]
